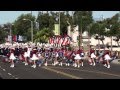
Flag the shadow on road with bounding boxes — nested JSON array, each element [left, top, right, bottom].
[[0, 77, 3, 79]]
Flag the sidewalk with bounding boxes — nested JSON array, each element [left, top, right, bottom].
[[111, 59, 120, 65]]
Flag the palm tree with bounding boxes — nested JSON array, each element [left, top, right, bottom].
[[34, 28, 54, 43]]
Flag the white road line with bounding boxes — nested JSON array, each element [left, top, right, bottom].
[[8, 73, 19, 79], [42, 66, 82, 79], [8, 73, 12, 76], [48, 66, 120, 77], [0, 65, 19, 79], [0, 67, 6, 72], [3, 69, 6, 71]]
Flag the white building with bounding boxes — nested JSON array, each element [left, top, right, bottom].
[[67, 25, 120, 51]]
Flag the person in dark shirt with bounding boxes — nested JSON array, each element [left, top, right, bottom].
[[58, 49, 64, 66], [44, 49, 49, 66]]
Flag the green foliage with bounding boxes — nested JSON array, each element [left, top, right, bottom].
[[13, 13, 35, 41], [37, 12, 56, 31], [73, 11, 93, 33], [2, 11, 120, 44], [37, 11, 73, 35], [89, 23, 99, 36], [104, 13, 120, 37], [34, 28, 54, 43], [0, 26, 7, 43]]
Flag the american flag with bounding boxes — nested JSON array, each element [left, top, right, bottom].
[[49, 35, 71, 46]]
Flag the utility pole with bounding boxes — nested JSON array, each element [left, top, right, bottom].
[[110, 25, 112, 52], [79, 13, 82, 50], [31, 11, 33, 43], [59, 11, 60, 35], [88, 25, 91, 56], [10, 25, 12, 44], [80, 14, 82, 50]]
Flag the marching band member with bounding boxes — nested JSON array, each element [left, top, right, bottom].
[[23, 47, 29, 66], [18, 46, 25, 62], [64, 49, 69, 66], [0, 41, 116, 70], [30, 48, 38, 68], [80, 50, 84, 67], [90, 51, 96, 66], [104, 51, 111, 68], [27, 46, 32, 64], [51, 49, 57, 66], [44, 48, 49, 66], [71, 49, 76, 67], [37, 51, 44, 67], [58, 48, 64, 66], [52, 48, 59, 66], [74, 49, 81, 68], [9, 47, 16, 68], [65, 49, 73, 66]]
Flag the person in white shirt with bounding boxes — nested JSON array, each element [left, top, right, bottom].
[[104, 52, 111, 68], [9, 48, 16, 68], [74, 49, 81, 68], [23, 47, 29, 66], [90, 51, 96, 66], [30, 48, 39, 68]]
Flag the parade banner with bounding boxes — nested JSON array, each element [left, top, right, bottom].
[[49, 35, 71, 47], [54, 24, 60, 35]]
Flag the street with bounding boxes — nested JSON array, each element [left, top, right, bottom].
[[0, 59, 120, 79]]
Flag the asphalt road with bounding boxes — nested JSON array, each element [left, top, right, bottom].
[[0, 58, 120, 79]]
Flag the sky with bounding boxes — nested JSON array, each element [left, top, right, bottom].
[[0, 11, 119, 24]]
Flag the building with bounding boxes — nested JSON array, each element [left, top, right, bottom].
[[67, 25, 120, 51]]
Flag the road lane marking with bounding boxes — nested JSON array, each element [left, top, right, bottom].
[[0, 67, 6, 71], [48, 66, 120, 78], [8, 73, 19, 79], [3, 69, 6, 71], [8, 73, 12, 75], [0, 65, 19, 79], [42, 66, 82, 79]]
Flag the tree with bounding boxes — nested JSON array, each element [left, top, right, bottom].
[[34, 28, 54, 43], [59, 12, 69, 35], [89, 23, 99, 36], [0, 25, 7, 43], [36, 11, 72, 36], [73, 11, 93, 33], [13, 13, 36, 41]]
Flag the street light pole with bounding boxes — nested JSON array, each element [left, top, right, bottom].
[[88, 25, 91, 56], [31, 11, 33, 43], [23, 18, 33, 43], [79, 13, 82, 49], [110, 25, 112, 52], [111, 35, 112, 52], [31, 21, 33, 43], [10, 25, 12, 44], [98, 24, 100, 51], [59, 11, 60, 35]]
